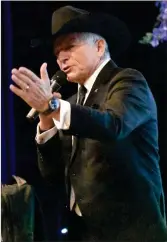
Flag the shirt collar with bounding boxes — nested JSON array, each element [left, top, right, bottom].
[[78, 58, 111, 94]]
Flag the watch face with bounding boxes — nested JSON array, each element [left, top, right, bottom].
[[50, 97, 58, 110], [42, 97, 59, 115]]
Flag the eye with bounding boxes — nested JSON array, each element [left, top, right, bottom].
[[55, 44, 75, 58], [65, 45, 75, 51]]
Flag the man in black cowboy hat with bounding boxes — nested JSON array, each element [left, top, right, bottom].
[[10, 5, 167, 241]]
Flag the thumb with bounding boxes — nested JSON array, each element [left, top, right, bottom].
[[53, 92, 62, 99], [40, 62, 50, 81]]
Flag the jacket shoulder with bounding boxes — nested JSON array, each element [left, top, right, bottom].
[[115, 68, 146, 81]]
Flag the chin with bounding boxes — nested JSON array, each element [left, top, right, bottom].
[[66, 72, 78, 83]]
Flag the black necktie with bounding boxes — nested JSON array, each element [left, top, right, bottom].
[[77, 85, 87, 105], [70, 85, 87, 211], [72, 85, 87, 158]]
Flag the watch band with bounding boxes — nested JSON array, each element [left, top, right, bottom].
[[42, 107, 53, 115], [42, 96, 60, 115]]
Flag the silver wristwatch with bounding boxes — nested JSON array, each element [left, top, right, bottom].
[[42, 96, 60, 115]]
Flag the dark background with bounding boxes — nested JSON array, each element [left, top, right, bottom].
[[2, 1, 167, 240]]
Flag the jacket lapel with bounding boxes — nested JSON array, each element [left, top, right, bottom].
[[68, 92, 77, 105], [84, 59, 118, 107], [69, 60, 120, 165]]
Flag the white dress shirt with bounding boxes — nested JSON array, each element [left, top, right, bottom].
[[35, 58, 110, 216]]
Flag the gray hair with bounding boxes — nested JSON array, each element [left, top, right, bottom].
[[74, 32, 110, 61]]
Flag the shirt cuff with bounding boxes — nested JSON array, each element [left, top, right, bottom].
[[53, 99, 71, 130], [35, 123, 57, 144]]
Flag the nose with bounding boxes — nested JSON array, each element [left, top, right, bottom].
[[57, 55, 70, 71], [60, 62, 71, 72], [57, 60, 69, 72], [57, 54, 69, 68], [57, 50, 69, 63]]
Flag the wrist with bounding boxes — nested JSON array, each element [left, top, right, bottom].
[[41, 96, 60, 115], [39, 114, 55, 131]]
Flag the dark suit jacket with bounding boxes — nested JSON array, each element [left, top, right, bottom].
[[37, 60, 167, 241]]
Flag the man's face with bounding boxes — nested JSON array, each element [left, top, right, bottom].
[[54, 33, 104, 84]]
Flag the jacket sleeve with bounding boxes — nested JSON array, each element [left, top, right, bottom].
[[36, 131, 65, 185], [67, 69, 152, 142], [35, 95, 76, 185]]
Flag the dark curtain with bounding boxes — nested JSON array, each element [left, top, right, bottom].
[[1, 1, 16, 183]]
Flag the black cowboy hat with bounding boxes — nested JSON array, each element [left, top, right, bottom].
[[51, 5, 131, 58]]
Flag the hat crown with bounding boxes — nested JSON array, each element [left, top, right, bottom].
[[52, 5, 89, 35]]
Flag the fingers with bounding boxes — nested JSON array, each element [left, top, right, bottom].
[[11, 71, 30, 90], [53, 92, 62, 99], [18, 66, 41, 83], [11, 64, 50, 89], [40, 63, 50, 81], [9, 84, 24, 97]]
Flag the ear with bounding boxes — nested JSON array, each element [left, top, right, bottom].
[[96, 39, 105, 58]]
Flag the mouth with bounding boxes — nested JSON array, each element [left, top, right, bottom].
[[63, 67, 71, 73]]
